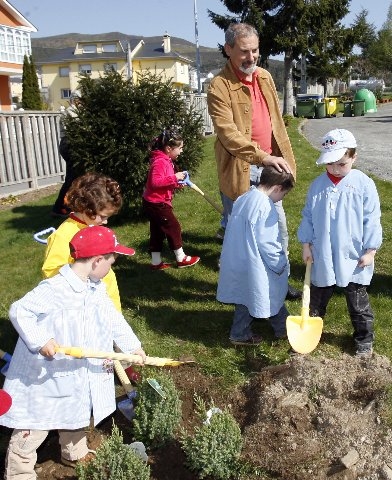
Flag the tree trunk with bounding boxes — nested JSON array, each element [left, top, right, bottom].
[[322, 81, 327, 98], [283, 52, 295, 116]]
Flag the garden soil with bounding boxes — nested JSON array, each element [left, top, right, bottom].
[[2, 354, 392, 479], [2, 188, 392, 479]]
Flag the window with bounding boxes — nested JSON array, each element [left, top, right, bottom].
[[0, 27, 30, 63], [79, 64, 92, 74], [82, 44, 97, 54], [59, 66, 70, 77], [104, 63, 117, 72], [102, 44, 117, 52], [61, 89, 72, 99]]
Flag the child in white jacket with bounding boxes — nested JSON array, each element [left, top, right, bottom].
[[1, 226, 146, 477]]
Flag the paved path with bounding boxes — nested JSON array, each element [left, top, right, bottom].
[[301, 102, 392, 182]]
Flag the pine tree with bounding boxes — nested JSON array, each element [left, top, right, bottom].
[[364, 2, 392, 81], [208, 0, 372, 114], [22, 55, 42, 110]]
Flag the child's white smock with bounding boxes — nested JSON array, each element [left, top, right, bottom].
[[217, 187, 288, 317], [297, 169, 382, 287], [0, 265, 142, 430]]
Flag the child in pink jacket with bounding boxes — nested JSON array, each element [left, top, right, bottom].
[[142, 127, 200, 270]]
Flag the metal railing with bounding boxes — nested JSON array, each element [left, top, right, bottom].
[[0, 95, 214, 198]]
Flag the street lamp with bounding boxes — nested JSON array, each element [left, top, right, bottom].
[[194, 0, 202, 94]]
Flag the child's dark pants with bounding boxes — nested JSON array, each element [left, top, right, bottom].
[[142, 199, 182, 252], [310, 282, 374, 347]]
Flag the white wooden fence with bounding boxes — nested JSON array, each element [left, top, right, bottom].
[[0, 111, 64, 198], [182, 93, 214, 135], [0, 95, 213, 198]]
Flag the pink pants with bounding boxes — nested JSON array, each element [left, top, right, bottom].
[[5, 428, 89, 479]]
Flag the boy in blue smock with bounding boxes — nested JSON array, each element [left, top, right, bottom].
[[297, 128, 382, 357], [217, 166, 295, 346]]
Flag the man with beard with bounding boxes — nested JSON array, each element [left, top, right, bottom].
[[207, 22, 301, 299]]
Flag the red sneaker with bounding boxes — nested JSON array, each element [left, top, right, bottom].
[[176, 256, 200, 269], [150, 262, 171, 271]]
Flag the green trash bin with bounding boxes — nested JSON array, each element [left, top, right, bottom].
[[315, 101, 326, 119], [296, 100, 316, 118], [343, 101, 353, 117], [353, 99, 365, 116]]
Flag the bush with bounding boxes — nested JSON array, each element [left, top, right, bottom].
[[132, 370, 182, 448], [180, 396, 243, 479], [75, 424, 150, 480], [65, 70, 205, 213]]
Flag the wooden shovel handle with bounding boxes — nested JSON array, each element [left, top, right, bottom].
[[54, 346, 189, 367], [302, 260, 312, 313], [113, 360, 134, 396], [189, 183, 224, 214], [55, 346, 143, 363]]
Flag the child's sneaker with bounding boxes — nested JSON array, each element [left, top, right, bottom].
[[355, 344, 373, 358], [61, 450, 96, 468], [176, 256, 200, 268]]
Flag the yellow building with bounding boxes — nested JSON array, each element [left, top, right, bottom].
[[37, 34, 192, 110]]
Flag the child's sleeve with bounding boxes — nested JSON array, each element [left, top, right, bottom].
[[42, 229, 72, 278], [255, 208, 288, 275], [9, 283, 55, 352], [111, 308, 142, 354], [149, 159, 177, 188], [297, 189, 314, 244], [362, 180, 382, 250]]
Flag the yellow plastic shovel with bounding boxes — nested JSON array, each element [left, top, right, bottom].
[[286, 260, 323, 354]]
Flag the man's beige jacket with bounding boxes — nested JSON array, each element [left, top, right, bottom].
[[207, 61, 296, 200]]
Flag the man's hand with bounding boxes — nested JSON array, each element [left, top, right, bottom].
[[262, 155, 293, 174]]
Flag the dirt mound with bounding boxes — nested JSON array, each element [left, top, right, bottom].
[[241, 354, 392, 479]]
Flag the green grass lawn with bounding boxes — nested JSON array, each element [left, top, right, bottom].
[[0, 117, 391, 392]]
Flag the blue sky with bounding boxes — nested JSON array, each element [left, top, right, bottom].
[[10, 0, 391, 49]]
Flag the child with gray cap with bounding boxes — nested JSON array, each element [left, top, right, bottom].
[[297, 128, 382, 357]]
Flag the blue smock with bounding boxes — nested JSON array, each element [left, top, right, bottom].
[[217, 187, 288, 317], [297, 169, 382, 287]]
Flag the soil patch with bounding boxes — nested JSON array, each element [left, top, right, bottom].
[[2, 353, 391, 479]]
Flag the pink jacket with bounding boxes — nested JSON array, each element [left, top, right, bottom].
[[143, 150, 180, 205]]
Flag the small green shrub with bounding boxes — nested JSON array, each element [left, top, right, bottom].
[[180, 396, 243, 479], [282, 113, 293, 127], [132, 370, 182, 448], [75, 424, 150, 480], [65, 70, 204, 212]]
